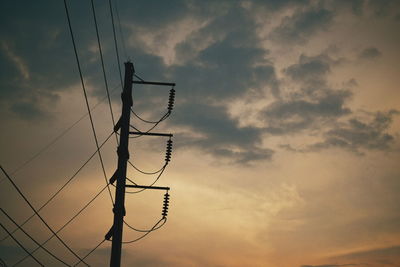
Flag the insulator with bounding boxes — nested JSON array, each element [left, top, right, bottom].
[[165, 139, 173, 164], [162, 192, 170, 218], [167, 88, 175, 113]]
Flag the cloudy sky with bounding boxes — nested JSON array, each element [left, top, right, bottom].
[[1, 0, 400, 266]]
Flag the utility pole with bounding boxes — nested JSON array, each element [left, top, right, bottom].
[[109, 61, 134, 267], [106, 61, 176, 267]]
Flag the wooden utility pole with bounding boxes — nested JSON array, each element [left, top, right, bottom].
[[106, 61, 175, 266], [109, 61, 134, 267]]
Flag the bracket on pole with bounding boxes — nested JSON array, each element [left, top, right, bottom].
[[129, 132, 173, 137], [133, 80, 175, 87], [125, 184, 170, 191]]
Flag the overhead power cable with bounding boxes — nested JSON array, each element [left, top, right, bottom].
[[0, 208, 71, 266], [114, 0, 127, 60], [125, 166, 166, 194], [0, 84, 119, 185], [73, 239, 106, 267], [90, 0, 119, 146], [0, 222, 43, 267], [121, 218, 166, 244], [108, 0, 123, 88], [123, 217, 166, 233], [128, 162, 166, 175], [0, 165, 89, 266], [129, 116, 167, 138], [0, 132, 113, 243], [64, 0, 113, 204], [131, 109, 170, 124], [13, 183, 109, 266]]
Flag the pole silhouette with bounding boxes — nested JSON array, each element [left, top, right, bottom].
[[109, 62, 134, 266]]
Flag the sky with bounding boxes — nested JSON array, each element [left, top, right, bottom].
[[0, 0, 400, 266]]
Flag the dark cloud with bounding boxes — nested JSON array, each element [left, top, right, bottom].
[[358, 47, 382, 60], [173, 102, 273, 164], [270, 7, 334, 44], [367, 0, 399, 17], [261, 52, 351, 135], [166, 5, 279, 164], [0, 1, 122, 120], [308, 110, 398, 153], [173, 5, 279, 98], [285, 54, 332, 82], [262, 89, 351, 134]]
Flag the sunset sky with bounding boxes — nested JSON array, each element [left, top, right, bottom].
[[1, 1, 400, 266]]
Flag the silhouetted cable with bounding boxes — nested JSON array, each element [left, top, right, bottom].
[[133, 73, 144, 82], [109, 0, 123, 88], [129, 117, 166, 138], [131, 109, 170, 124], [126, 176, 137, 185], [0, 208, 71, 266], [0, 165, 89, 266], [121, 218, 166, 243], [0, 222, 43, 267], [0, 85, 119, 185], [114, 0, 127, 60], [73, 239, 106, 267], [13, 183, 110, 266], [125, 166, 166, 194], [124, 217, 166, 233], [90, 0, 119, 146], [0, 132, 113, 243], [129, 161, 166, 175], [64, 0, 113, 204]]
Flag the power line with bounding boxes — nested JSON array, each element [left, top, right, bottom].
[[0, 131, 113, 243], [125, 166, 166, 194], [0, 84, 119, 185], [123, 217, 166, 233], [129, 162, 166, 175], [0, 208, 71, 266], [131, 109, 170, 124], [0, 165, 89, 266], [73, 239, 106, 267], [63, 0, 113, 204], [13, 183, 110, 266], [90, 0, 119, 146], [0, 222, 43, 267], [121, 218, 166, 244], [129, 118, 166, 138], [108, 0, 123, 88], [113, 0, 127, 60]]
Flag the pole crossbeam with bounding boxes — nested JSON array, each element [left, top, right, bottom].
[[133, 80, 176, 86], [125, 185, 170, 191], [129, 131, 173, 137]]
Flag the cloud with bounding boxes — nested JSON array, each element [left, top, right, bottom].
[[284, 54, 332, 83], [270, 7, 334, 44], [260, 52, 351, 135], [358, 47, 382, 60], [172, 102, 273, 164], [262, 89, 352, 134], [308, 110, 398, 153]]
